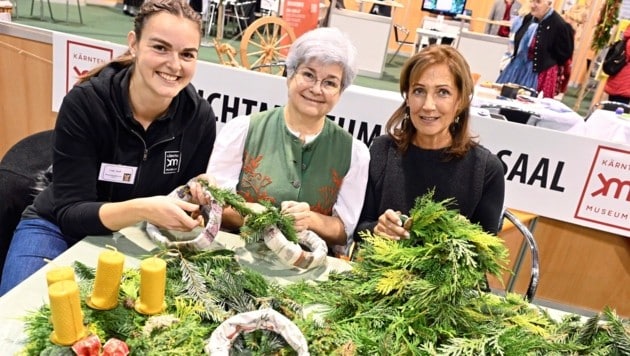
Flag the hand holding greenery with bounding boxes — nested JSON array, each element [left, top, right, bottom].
[[195, 179, 298, 244]]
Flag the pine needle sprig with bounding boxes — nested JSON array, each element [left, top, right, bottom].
[[207, 269, 257, 314], [602, 307, 630, 354], [72, 260, 96, 280], [239, 201, 298, 244], [175, 253, 227, 322], [196, 179, 299, 243], [22, 305, 54, 355]]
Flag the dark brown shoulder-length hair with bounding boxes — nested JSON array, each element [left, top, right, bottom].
[[76, 0, 201, 84], [385, 45, 476, 159]]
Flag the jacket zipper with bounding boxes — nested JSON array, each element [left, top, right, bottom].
[[130, 130, 176, 195]]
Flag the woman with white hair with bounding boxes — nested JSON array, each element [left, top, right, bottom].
[[497, 0, 574, 98], [207, 27, 370, 257]]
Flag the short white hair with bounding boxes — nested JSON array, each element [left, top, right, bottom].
[[285, 27, 358, 92]]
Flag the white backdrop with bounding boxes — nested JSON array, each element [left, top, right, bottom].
[[52, 32, 630, 238]]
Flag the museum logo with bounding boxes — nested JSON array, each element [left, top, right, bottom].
[[574, 146, 630, 231]]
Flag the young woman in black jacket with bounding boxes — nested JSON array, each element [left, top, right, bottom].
[[0, 0, 217, 295]]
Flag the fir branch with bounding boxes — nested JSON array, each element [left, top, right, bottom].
[[578, 312, 603, 345], [197, 179, 298, 243], [72, 260, 96, 280], [176, 254, 227, 322], [602, 307, 630, 355]]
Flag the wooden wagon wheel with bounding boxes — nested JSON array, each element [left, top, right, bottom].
[[240, 16, 296, 75]]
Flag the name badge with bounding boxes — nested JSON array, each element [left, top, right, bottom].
[[98, 163, 137, 184]]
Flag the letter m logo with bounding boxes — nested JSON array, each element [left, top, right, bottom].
[[164, 151, 181, 174]]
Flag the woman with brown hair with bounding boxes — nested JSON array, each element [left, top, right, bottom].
[[0, 0, 216, 295], [356, 45, 505, 240]]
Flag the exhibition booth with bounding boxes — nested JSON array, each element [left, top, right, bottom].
[[0, 15, 630, 350]]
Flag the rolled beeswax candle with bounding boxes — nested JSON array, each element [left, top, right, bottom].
[[49, 280, 87, 345], [46, 266, 75, 286], [87, 249, 125, 310], [134, 256, 167, 315]]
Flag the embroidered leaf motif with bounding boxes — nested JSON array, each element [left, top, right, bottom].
[[312, 169, 343, 215], [239, 152, 275, 204]]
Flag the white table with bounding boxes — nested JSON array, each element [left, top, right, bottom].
[[567, 109, 630, 145], [472, 86, 584, 131], [0, 226, 350, 353], [355, 0, 402, 12], [414, 28, 457, 53]]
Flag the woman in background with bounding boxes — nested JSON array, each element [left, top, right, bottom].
[[485, 0, 522, 37], [604, 26, 630, 104], [356, 45, 505, 241], [497, 0, 574, 98]]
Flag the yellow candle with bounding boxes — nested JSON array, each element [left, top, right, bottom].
[[87, 249, 125, 310], [48, 280, 87, 345], [46, 266, 75, 286], [134, 256, 167, 315]]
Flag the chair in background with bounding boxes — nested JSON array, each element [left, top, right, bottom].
[[30, 0, 82, 24], [223, 0, 258, 39], [201, 0, 218, 38], [584, 100, 630, 121], [0, 130, 53, 281], [500, 209, 540, 302], [29, 0, 54, 21], [388, 24, 415, 64]]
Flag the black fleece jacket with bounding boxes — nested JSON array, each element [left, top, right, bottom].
[[25, 63, 216, 242]]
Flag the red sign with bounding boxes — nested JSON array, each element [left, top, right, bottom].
[[282, 0, 319, 39], [574, 145, 630, 232]]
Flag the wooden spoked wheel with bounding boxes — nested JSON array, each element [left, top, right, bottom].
[[240, 17, 296, 75]]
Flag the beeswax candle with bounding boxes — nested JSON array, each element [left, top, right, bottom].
[[87, 249, 125, 310], [134, 256, 167, 315], [46, 266, 75, 286], [49, 280, 87, 345]]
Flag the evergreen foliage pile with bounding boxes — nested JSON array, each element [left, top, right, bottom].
[[22, 193, 630, 355]]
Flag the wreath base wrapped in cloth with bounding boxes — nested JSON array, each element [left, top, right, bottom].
[[145, 183, 223, 251], [146, 180, 328, 270], [205, 308, 309, 356]]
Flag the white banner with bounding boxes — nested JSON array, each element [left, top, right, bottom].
[[52, 32, 630, 237]]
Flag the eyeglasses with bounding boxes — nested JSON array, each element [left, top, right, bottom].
[[295, 69, 341, 94]]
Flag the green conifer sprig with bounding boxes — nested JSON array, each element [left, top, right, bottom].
[[196, 179, 298, 243], [175, 253, 228, 322]]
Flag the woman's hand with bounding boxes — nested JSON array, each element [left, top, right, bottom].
[[143, 196, 203, 231], [281, 201, 311, 232], [374, 209, 409, 240], [187, 174, 217, 205]]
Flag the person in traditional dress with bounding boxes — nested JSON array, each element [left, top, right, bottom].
[[207, 27, 370, 257], [356, 45, 505, 241], [496, 0, 574, 98]]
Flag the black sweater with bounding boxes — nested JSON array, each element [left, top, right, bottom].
[[25, 64, 216, 242], [356, 135, 505, 237]]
